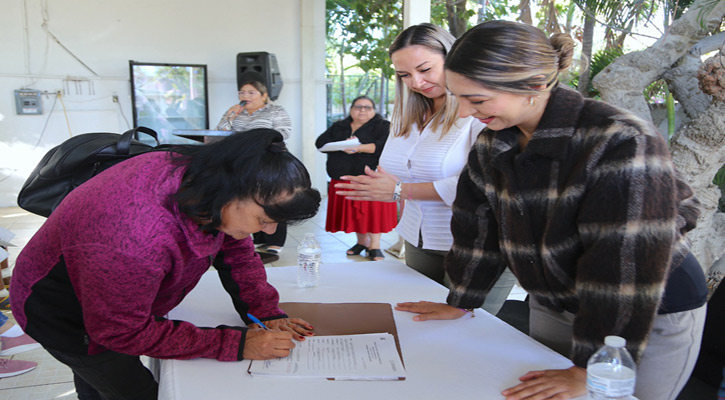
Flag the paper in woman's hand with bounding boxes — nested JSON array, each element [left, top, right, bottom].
[[318, 138, 361, 152]]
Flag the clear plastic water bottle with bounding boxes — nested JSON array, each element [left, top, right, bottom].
[[586, 336, 637, 400], [296, 233, 321, 288]]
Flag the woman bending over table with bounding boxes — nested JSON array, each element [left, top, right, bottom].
[[11, 129, 320, 400]]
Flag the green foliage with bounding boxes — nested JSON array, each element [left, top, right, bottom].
[[326, 0, 403, 78], [431, 1, 452, 26], [643, 79, 668, 104], [714, 163, 725, 212], [590, 46, 623, 77], [695, 0, 722, 29], [665, 84, 675, 138], [326, 72, 393, 124], [482, 0, 518, 22], [430, 0, 478, 36], [666, 0, 695, 21]]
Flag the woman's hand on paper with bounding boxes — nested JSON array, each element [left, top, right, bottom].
[[263, 317, 315, 341], [394, 301, 468, 321], [336, 166, 398, 202], [501, 366, 587, 400], [243, 329, 296, 360]]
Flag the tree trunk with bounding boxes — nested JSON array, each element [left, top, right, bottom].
[[542, 0, 561, 34], [578, 5, 595, 96], [445, 0, 468, 37], [518, 0, 532, 25], [339, 50, 346, 113], [592, 0, 725, 271], [663, 32, 725, 120], [378, 73, 384, 115], [592, 0, 725, 124], [477, 0, 488, 23], [669, 101, 725, 270], [565, 2, 576, 36], [606, 19, 633, 50]]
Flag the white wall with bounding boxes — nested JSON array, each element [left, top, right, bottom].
[[0, 0, 327, 207]]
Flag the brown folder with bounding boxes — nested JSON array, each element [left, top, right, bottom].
[[280, 302, 404, 365]]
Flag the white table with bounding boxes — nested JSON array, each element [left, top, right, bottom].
[[156, 261, 576, 400]]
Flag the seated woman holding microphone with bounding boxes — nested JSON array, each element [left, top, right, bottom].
[[216, 78, 291, 139], [216, 78, 293, 260]]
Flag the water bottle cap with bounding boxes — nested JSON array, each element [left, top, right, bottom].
[[604, 335, 626, 347]]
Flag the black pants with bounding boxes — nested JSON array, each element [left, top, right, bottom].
[[253, 222, 287, 247], [45, 347, 158, 400]]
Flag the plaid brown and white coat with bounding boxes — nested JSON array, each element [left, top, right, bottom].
[[445, 85, 700, 367]]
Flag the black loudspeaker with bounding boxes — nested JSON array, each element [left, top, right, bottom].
[[236, 52, 284, 101]]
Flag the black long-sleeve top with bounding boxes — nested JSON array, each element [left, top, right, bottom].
[[315, 114, 390, 179]]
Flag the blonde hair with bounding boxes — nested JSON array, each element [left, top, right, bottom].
[[388, 23, 460, 138], [445, 20, 575, 97]]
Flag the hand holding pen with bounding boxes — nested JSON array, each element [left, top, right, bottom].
[[247, 313, 315, 341], [246, 313, 269, 330]]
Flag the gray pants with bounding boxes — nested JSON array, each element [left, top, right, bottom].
[[529, 296, 707, 400], [403, 240, 518, 315]]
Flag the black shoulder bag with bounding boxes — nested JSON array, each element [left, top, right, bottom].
[[17, 126, 162, 217]]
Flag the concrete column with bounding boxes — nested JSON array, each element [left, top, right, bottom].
[[300, 0, 328, 191], [403, 0, 431, 27]]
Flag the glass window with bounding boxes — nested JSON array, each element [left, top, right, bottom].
[[130, 61, 209, 144]]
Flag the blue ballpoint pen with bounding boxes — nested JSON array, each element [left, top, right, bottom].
[[246, 313, 269, 330]]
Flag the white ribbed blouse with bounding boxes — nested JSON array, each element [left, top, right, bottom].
[[379, 117, 485, 251]]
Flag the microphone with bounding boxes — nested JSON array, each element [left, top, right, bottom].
[[229, 100, 248, 120]]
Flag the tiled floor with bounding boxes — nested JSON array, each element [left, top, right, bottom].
[[0, 202, 526, 399]]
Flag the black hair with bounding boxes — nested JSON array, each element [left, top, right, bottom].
[[169, 129, 320, 233], [351, 95, 375, 109]]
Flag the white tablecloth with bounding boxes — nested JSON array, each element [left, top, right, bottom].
[[156, 261, 576, 399]]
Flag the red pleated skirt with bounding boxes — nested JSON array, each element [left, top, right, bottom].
[[326, 179, 398, 234]]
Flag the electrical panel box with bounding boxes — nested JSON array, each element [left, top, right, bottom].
[[14, 89, 42, 115]]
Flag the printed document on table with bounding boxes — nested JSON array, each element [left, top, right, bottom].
[[247, 333, 406, 380], [318, 137, 361, 152]]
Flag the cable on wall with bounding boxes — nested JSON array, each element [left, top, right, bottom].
[[116, 98, 131, 129], [57, 93, 73, 137], [33, 93, 60, 150], [40, 1, 98, 77]]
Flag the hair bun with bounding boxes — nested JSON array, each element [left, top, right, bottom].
[[549, 33, 575, 71]]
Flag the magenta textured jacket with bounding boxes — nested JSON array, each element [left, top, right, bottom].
[[11, 152, 286, 361]]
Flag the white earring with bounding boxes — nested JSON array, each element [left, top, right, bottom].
[[529, 97, 536, 106]]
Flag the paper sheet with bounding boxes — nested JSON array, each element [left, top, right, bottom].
[[317, 138, 361, 152], [0, 226, 16, 248], [248, 333, 406, 380]]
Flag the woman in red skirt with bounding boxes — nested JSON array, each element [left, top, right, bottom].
[[316, 96, 397, 260]]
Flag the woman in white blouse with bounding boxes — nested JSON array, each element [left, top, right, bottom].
[[337, 23, 516, 315]]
